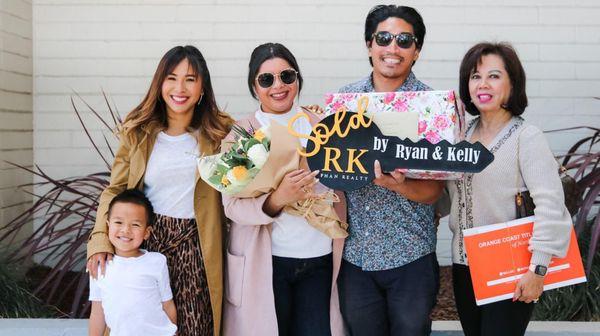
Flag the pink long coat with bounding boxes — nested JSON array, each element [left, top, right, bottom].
[[221, 113, 346, 336]]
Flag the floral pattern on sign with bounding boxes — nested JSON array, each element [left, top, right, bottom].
[[325, 90, 460, 144], [324, 90, 465, 180]]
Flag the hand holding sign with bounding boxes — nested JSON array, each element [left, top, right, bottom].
[[513, 271, 544, 303], [373, 159, 406, 189], [289, 100, 494, 191]]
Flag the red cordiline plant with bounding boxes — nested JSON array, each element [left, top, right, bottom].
[[546, 125, 599, 275], [0, 92, 120, 317]]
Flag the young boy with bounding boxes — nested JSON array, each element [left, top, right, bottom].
[[88, 189, 177, 336]]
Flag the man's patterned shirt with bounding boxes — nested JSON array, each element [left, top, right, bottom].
[[339, 72, 436, 271]]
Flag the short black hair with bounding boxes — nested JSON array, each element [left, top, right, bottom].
[[459, 42, 528, 116], [247, 42, 303, 99], [107, 189, 155, 226], [364, 5, 426, 66]]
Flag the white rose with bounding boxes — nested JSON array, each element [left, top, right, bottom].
[[247, 143, 268, 169]]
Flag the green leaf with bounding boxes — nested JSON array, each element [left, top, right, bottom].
[[216, 165, 229, 175], [232, 124, 252, 139], [231, 152, 247, 160], [208, 175, 223, 186], [244, 138, 259, 152]]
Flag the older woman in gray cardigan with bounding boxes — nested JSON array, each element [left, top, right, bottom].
[[447, 42, 572, 336]]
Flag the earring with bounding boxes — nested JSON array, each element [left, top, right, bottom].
[[197, 94, 204, 106], [501, 103, 508, 109]]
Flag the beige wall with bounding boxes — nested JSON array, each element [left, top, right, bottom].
[[0, 0, 33, 244], [29, 0, 600, 264], [31, 1, 600, 172]]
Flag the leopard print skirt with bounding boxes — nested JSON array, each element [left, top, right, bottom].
[[146, 213, 213, 336]]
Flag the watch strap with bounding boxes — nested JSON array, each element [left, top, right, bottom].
[[529, 264, 547, 276]]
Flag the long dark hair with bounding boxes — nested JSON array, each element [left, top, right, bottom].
[[247, 42, 303, 99], [123, 45, 229, 144]]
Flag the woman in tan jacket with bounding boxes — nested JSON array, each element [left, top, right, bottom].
[[86, 45, 233, 336]]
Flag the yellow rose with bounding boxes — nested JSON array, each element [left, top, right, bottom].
[[227, 165, 249, 186], [232, 166, 248, 180], [254, 129, 266, 142]]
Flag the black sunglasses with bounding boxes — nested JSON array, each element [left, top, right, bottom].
[[372, 31, 418, 49], [255, 69, 298, 88]]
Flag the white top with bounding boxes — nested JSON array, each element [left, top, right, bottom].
[[89, 250, 177, 336], [144, 131, 198, 219], [255, 107, 332, 258]]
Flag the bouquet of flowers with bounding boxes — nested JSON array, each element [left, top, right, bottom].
[[198, 121, 300, 198], [199, 124, 271, 195], [198, 119, 348, 238]]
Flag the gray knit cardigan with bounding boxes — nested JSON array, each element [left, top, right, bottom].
[[447, 116, 572, 267]]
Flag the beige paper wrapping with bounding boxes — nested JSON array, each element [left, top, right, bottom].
[[284, 192, 348, 239]]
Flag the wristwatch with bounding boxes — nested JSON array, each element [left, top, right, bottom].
[[529, 264, 548, 277]]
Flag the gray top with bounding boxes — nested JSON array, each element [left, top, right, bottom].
[[447, 116, 572, 267], [339, 72, 437, 271]]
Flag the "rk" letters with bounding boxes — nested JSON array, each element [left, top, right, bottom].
[[323, 147, 368, 174]]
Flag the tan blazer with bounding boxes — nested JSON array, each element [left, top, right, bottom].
[[87, 115, 233, 336]]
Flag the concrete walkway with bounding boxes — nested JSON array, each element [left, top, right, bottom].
[[0, 320, 599, 335]]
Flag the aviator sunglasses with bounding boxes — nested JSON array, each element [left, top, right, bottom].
[[255, 69, 298, 88], [372, 31, 418, 49]]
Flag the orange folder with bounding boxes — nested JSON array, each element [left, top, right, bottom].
[[463, 216, 586, 305]]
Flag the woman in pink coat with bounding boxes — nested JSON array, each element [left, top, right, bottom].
[[222, 43, 345, 336]]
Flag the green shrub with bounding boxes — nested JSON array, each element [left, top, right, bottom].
[[0, 263, 55, 318], [532, 219, 600, 321]]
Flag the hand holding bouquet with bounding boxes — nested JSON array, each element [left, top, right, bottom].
[[199, 121, 299, 197], [198, 120, 348, 238]]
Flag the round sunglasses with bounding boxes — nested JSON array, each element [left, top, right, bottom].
[[372, 31, 418, 49], [255, 69, 298, 88]]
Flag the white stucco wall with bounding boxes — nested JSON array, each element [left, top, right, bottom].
[[31, 0, 600, 265], [0, 0, 33, 245]]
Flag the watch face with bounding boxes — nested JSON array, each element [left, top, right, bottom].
[[535, 265, 548, 276]]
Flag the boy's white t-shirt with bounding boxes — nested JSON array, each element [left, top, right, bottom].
[[89, 250, 177, 336], [255, 108, 332, 258]]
